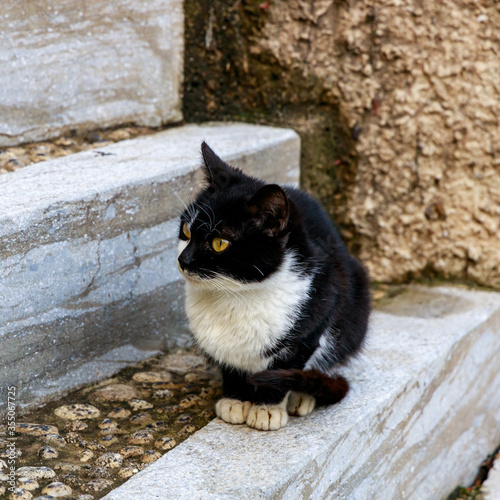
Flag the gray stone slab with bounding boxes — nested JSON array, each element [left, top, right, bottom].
[[0, 122, 300, 414], [103, 286, 500, 500], [0, 0, 183, 146]]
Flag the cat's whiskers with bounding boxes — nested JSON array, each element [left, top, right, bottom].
[[166, 184, 196, 221], [196, 201, 215, 232], [199, 201, 217, 232]]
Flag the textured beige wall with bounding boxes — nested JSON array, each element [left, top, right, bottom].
[[257, 0, 500, 287]]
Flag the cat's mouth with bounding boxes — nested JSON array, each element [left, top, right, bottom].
[[177, 263, 206, 285]]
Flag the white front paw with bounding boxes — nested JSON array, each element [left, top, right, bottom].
[[287, 392, 316, 417], [246, 404, 288, 431], [216, 398, 252, 424]]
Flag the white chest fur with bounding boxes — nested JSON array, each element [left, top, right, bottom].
[[184, 252, 312, 373]]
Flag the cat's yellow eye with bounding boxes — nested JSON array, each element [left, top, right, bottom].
[[212, 237, 229, 253], [182, 222, 191, 239]]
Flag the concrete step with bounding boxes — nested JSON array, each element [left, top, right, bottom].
[[102, 286, 500, 500], [0, 122, 300, 413]]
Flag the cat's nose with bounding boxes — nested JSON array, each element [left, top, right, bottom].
[[178, 252, 192, 271]]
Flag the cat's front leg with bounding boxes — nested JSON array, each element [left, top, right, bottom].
[[216, 367, 253, 425]]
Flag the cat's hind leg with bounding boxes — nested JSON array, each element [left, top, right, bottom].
[[287, 391, 316, 417], [246, 395, 289, 431], [216, 398, 252, 424]]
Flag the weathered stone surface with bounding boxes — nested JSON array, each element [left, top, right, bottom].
[[0, 0, 183, 147], [0, 123, 300, 415], [483, 457, 500, 500], [103, 287, 500, 500]]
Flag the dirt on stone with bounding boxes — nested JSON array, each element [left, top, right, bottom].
[[0, 349, 221, 500]]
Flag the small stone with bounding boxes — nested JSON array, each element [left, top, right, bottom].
[[54, 404, 100, 420], [117, 466, 139, 479], [179, 394, 202, 408], [0, 459, 7, 470], [58, 473, 81, 487], [8, 488, 33, 500], [158, 353, 206, 373], [38, 446, 59, 459], [107, 129, 132, 141], [15, 424, 59, 437], [76, 495, 94, 500], [16, 478, 39, 491], [129, 430, 154, 445], [43, 434, 66, 449], [41, 482, 72, 497], [146, 421, 167, 432], [95, 452, 123, 469], [79, 449, 94, 462], [99, 435, 118, 447], [151, 381, 183, 390], [0, 438, 9, 447], [157, 405, 180, 416], [141, 450, 161, 464], [153, 389, 173, 399], [107, 408, 131, 420], [85, 467, 111, 480], [184, 372, 208, 383], [0, 472, 9, 481], [155, 436, 176, 451], [128, 399, 153, 411], [55, 137, 76, 147], [0, 448, 22, 459], [97, 419, 117, 430], [16, 467, 56, 480], [179, 424, 196, 436], [177, 413, 193, 424], [132, 371, 173, 384], [85, 440, 105, 452], [90, 384, 139, 403], [199, 387, 216, 399], [129, 413, 153, 426], [119, 446, 144, 458], [201, 409, 216, 419], [65, 421, 88, 432], [0, 485, 4, 495], [53, 463, 81, 473], [65, 432, 86, 447], [97, 419, 123, 435], [181, 383, 197, 394], [81, 479, 113, 493]]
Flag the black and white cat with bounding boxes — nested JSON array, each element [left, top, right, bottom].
[[177, 142, 370, 431]]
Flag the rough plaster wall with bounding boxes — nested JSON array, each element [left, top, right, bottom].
[[258, 0, 500, 287]]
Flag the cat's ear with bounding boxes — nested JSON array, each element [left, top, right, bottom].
[[201, 142, 236, 191], [246, 184, 289, 236]]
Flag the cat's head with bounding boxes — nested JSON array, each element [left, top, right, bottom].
[[177, 142, 290, 288]]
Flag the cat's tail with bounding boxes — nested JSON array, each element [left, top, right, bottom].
[[248, 369, 349, 406]]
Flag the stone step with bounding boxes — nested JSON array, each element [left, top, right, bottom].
[[0, 0, 183, 146], [0, 122, 300, 413], [483, 457, 500, 499], [102, 286, 500, 500]]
